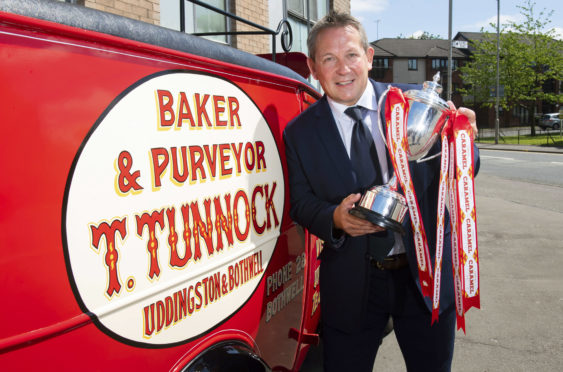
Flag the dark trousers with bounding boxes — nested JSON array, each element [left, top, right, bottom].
[[322, 264, 456, 372]]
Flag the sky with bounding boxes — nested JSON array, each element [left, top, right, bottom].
[[350, 0, 563, 41]]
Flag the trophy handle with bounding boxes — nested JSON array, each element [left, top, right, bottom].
[[416, 151, 441, 163], [377, 85, 392, 149], [415, 110, 451, 163]]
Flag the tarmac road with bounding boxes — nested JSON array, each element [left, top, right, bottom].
[[301, 144, 563, 371], [373, 145, 563, 371]]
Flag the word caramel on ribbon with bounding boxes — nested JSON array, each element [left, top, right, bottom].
[[385, 87, 433, 297], [431, 132, 450, 324], [384, 87, 480, 332], [447, 140, 466, 331], [438, 111, 480, 332], [452, 113, 480, 315]]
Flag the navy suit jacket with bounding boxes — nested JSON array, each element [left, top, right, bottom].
[[283, 79, 480, 332]]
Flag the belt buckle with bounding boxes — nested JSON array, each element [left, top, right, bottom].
[[375, 260, 386, 270]]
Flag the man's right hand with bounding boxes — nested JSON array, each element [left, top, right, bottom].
[[333, 193, 384, 237]]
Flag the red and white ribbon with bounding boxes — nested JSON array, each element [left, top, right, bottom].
[[452, 113, 480, 316], [384, 87, 480, 332], [385, 88, 433, 297], [431, 129, 449, 324]]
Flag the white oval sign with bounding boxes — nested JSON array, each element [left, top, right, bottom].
[[64, 71, 284, 345]]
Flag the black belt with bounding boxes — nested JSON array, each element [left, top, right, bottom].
[[369, 253, 408, 271]]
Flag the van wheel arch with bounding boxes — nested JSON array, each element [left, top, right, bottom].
[[181, 341, 271, 372]]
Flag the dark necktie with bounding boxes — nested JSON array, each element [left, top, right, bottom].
[[345, 106, 395, 260], [345, 106, 381, 190]]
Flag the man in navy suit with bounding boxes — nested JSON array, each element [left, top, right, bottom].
[[283, 12, 479, 372]]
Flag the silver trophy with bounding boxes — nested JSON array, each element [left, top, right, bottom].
[[350, 73, 450, 234]]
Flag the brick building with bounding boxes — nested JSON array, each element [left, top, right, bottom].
[[60, 0, 350, 57], [370, 38, 467, 108]]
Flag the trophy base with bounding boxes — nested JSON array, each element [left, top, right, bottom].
[[350, 206, 406, 235]]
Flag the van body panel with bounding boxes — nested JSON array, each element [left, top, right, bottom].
[[0, 4, 321, 371]]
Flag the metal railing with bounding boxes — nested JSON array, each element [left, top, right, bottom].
[[477, 126, 561, 145], [180, 0, 292, 63]]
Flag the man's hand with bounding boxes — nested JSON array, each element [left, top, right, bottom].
[[447, 101, 478, 139], [333, 193, 384, 237]]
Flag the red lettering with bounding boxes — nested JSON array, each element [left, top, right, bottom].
[[90, 218, 127, 297], [151, 148, 169, 188], [233, 190, 250, 241], [228, 96, 241, 127], [179, 203, 194, 263], [190, 199, 214, 258], [230, 142, 243, 174], [194, 93, 211, 127], [173, 291, 179, 323], [136, 210, 165, 279], [229, 265, 235, 291], [157, 90, 174, 127], [189, 145, 206, 182], [219, 143, 232, 176], [244, 142, 255, 171], [165, 296, 174, 327], [170, 146, 189, 183], [213, 272, 221, 299], [202, 277, 209, 305], [461, 140, 468, 168], [187, 285, 195, 314], [195, 282, 202, 310], [178, 288, 187, 320], [264, 182, 279, 229], [255, 141, 266, 171], [468, 260, 475, 293], [213, 95, 227, 127], [203, 144, 218, 179], [214, 194, 234, 251], [143, 303, 155, 336], [252, 185, 265, 234], [167, 208, 190, 268], [177, 92, 195, 127], [156, 300, 165, 332]]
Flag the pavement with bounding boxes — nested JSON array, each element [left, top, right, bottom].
[[300, 142, 563, 372], [476, 142, 563, 154]]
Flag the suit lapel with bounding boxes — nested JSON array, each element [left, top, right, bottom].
[[314, 96, 358, 192]]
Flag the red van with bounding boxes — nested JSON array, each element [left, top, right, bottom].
[[0, 1, 322, 370]]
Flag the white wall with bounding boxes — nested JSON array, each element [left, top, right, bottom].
[[393, 58, 426, 84]]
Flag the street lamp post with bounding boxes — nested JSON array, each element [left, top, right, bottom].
[[495, 0, 500, 144], [448, 0, 452, 101]]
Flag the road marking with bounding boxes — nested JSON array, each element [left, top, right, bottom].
[[481, 155, 515, 161], [551, 162, 563, 166]]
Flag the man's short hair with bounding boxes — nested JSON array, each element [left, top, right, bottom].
[[307, 11, 369, 61]]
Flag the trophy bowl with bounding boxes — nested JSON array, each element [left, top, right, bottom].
[[350, 73, 450, 233], [349, 180, 408, 235], [402, 72, 451, 161]]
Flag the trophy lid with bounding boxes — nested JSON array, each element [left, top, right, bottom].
[[403, 72, 449, 112]]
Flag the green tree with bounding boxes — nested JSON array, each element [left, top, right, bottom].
[[396, 31, 442, 39], [459, 0, 563, 135]]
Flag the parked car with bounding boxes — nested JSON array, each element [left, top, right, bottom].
[[538, 113, 561, 130]]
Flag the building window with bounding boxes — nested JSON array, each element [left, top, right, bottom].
[[193, 0, 228, 43], [374, 58, 389, 69], [408, 59, 417, 70], [161, 0, 230, 44], [287, 0, 328, 57], [431, 58, 458, 70], [372, 58, 389, 79]]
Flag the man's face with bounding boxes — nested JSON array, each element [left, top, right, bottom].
[[307, 25, 374, 106]]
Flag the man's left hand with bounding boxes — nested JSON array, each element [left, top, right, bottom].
[[447, 101, 478, 139]]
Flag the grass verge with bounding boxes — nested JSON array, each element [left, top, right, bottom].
[[477, 133, 563, 147]]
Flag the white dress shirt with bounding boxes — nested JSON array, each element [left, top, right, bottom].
[[327, 83, 405, 256]]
